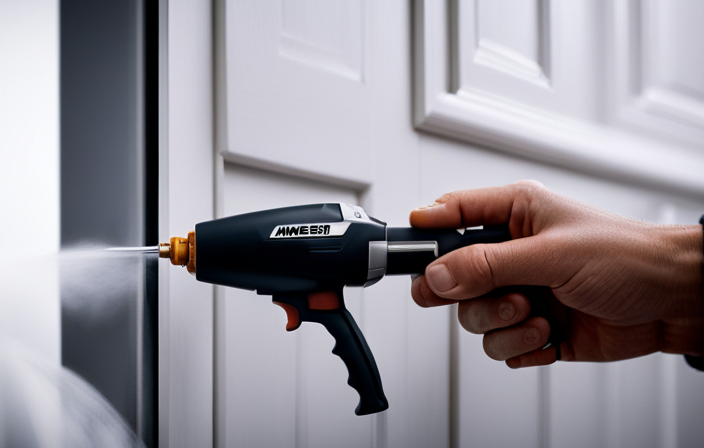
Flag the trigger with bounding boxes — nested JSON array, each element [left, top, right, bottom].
[[273, 301, 300, 331]]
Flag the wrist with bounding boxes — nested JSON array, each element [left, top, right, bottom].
[[659, 224, 704, 355]]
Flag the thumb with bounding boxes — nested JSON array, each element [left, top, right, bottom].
[[410, 182, 546, 230], [424, 235, 567, 299]]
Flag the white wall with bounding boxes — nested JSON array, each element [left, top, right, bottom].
[[0, 0, 60, 364]]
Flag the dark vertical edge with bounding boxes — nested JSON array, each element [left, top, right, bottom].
[[143, 0, 159, 447], [144, 0, 159, 247], [142, 254, 158, 448]]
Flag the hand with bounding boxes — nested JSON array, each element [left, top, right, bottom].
[[410, 181, 704, 368]]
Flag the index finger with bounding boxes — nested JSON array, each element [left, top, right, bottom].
[[410, 181, 547, 231]]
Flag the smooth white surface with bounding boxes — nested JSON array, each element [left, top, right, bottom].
[[220, 0, 373, 188], [161, 0, 214, 446], [0, 0, 60, 364], [608, 0, 704, 148]]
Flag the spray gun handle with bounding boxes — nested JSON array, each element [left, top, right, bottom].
[[272, 289, 388, 416]]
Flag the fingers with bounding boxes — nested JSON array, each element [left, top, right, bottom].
[[409, 180, 547, 231], [506, 346, 560, 368], [424, 237, 565, 299], [411, 275, 457, 308], [457, 292, 531, 334], [412, 278, 559, 366], [482, 317, 550, 361]]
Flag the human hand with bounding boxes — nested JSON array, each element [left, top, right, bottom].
[[410, 181, 704, 368]]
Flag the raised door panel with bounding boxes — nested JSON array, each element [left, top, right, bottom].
[[220, 0, 373, 188], [452, 0, 597, 120], [218, 164, 372, 448], [608, 0, 704, 148], [457, 0, 554, 111]]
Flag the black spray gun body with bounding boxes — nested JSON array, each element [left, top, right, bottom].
[[170, 203, 565, 416]]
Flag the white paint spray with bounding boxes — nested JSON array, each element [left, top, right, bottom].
[[0, 247, 155, 448]]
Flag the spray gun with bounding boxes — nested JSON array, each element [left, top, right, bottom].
[[157, 203, 565, 415]]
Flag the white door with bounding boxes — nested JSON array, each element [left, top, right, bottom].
[[162, 1, 704, 447], [213, 1, 447, 446]]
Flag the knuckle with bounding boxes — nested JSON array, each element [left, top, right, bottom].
[[513, 180, 546, 199], [436, 191, 459, 207], [456, 245, 495, 293]]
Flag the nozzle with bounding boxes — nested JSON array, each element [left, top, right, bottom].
[[159, 231, 196, 274]]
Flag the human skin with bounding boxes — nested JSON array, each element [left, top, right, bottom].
[[410, 181, 704, 368]]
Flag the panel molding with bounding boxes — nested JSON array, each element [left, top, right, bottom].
[[462, 0, 551, 89], [413, 0, 704, 197], [220, 151, 371, 192], [473, 39, 549, 88]]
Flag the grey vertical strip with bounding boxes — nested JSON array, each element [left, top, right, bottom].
[[212, 0, 227, 446], [374, 412, 388, 448], [659, 356, 678, 448], [448, 0, 460, 93], [538, 366, 551, 448], [538, 0, 551, 81], [604, 363, 621, 448], [158, 0, 170, 445], [60, 0, 158, 443], [134, 0, 146, 442], [60, 0, 143, 248], [60, 1, 151, 446]]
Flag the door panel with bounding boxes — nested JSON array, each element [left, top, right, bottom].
[[455, 0, 597, 121], [219, 164, 371, 448], [609, 0, 704, 147], [220, 0, 373, 187], [456, 332, 541, 448]]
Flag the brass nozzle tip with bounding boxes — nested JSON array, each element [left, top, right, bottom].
[[159, 231, 196, 274], [159, 243, 171, 258]]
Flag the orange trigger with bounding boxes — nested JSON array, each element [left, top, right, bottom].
[[308, 291, 340, 310], [273, 301, 300, 331]]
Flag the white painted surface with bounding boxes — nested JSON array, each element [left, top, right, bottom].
[[160, 0, 214, 447], [607, 0, 704, 148], [0, 0, 60, 363], [161, 0, 704, 447], [415, 0, 704, 197], [219, 0, 373, 188], [218, 165, 368, 448]]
